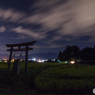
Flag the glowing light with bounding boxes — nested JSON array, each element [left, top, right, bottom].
[[70, 61, 75, 64], [58, 60, 60, 63], [11, 59, 15, 62], [65, 61, 68, 63], [32, 58, 36, 61], [41, 60, 44, 63], [38, 59, 41, 63], [5, 60, 7, 63], [93, 88, 95, 94], [20, 59, 23, 62], [12, 59, 14, 61], [37, 59, 43, 63], [36, 59, 45, 63]]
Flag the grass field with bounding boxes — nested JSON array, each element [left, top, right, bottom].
[[0, 62, 95, 95]]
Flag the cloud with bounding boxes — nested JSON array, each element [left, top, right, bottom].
[[0, 0, 95, 47], [11, 26, 47, 39], [31, 0, 95, 35], [0, 26, 6, 32], [18, 0, 95, 42], [34, 44, 64, 49], [0, 0, 95, 37], [0, 8, 25, 22]]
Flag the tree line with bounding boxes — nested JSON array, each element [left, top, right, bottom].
[[58, 45, 95, 62]]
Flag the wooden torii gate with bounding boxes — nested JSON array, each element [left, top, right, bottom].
[[6, 40, 36, 72]]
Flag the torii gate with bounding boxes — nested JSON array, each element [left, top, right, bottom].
[[6, 40, 36, 72]]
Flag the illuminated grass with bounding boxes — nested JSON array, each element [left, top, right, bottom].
[[0, 62, 95, 94], [35, 64, 95, 94]]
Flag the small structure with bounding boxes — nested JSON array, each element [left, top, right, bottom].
[[13, 59, 20, 74], [6, 40, 36, 72]]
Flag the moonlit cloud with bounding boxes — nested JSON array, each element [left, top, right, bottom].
[[0, 8, 25, 22], [11, 26, 47, 39], [0, 0, 95, 54], [1, 0, 95, 39], [30, 0, 95, 37], [0, 26, 6, 32], [19, 0, 95, 42]]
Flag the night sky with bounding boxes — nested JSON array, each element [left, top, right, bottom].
[[0, 0, 95, 55]]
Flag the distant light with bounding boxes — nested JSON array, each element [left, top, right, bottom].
[[70, 61, 75, 64], [20, 59, 23, 62], [52, 59, 55, 61], [65, 61, 68, 63], [5, 60, 7, 63], [37, 59, 44, 63], [58, 60, 60, 63], [32, 58, 36, 61], [41, 60, 44, 63], [11, 59, 15, 62], [93, 88, 95, 94], [38, 59, 41, 63]]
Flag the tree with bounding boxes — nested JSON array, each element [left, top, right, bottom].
[[62, 45, 71, 61], [63, 45, 81, 62], [81, 47, 95, 61], [58, 45, 81, 62], [58, 51, 63, 61], [70, 45, 81, 62]]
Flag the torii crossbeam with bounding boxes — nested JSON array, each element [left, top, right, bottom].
[[6, 40, 36, 72]]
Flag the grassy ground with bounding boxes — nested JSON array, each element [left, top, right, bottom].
[[0, 62, 95, 95]]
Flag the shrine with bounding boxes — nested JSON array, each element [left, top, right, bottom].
[[6, 40, 36, 73]]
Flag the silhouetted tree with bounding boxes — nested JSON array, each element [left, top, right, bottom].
[[63, 45, 81, 62], [81, 47, 95, 61], [62, 45, 71, 61], [58, 45, 81, 62], [71, 45, 81, 62], [58, 51, 63, 61], [58, 45, 95, 64]]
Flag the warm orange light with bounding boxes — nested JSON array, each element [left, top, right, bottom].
[[11, 59, 15, 62], [20, 59, 22, 62], [12, 59, 14, 61], [70, 61, 75, 64]]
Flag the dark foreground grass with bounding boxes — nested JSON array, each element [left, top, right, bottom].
[[0, 62, 95, 95]]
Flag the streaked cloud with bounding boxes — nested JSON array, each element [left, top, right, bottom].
[[0, 26, 6, 32], [0, 0, 95, 52], [20, 0, 95, 42], [0, 8, 25, 22], [11, 26, 47, 39], [30, 0, 95, 37], [1, 0, 95, 38]]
